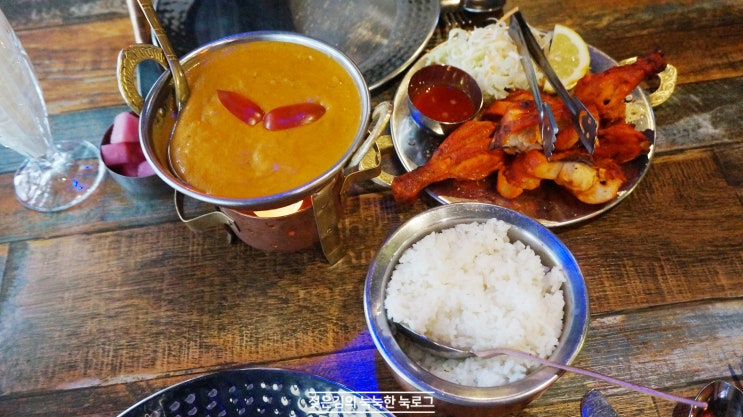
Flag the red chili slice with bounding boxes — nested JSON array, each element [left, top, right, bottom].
[[263, 102, 326, 131], [217, 89, 264, 126]]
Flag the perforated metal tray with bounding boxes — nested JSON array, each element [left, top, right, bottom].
[[118, 368, 394, 417], [151, 0, 440, 91]]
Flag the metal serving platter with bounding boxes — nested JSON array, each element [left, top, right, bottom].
[[152, 0, 440, 91], [390, 44, 656, 228], [118, 368, 394, 417]]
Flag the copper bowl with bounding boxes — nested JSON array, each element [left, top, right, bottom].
[[122, 31, 371, 212], [117, 32, 374, 260]]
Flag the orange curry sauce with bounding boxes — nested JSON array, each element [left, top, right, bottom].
[[168, 41, 363, 199]]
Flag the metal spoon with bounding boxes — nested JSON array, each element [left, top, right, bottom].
[[137, 0, 190, 178], [688, 380, 743, 417], [394, 321, 707, 408], [137, 0, 189, 110]]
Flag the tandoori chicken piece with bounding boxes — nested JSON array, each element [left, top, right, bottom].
[[392, 51, 665, 205], [592, 121, 651, 163], [499, 149, 627, 204], [483, 51, 666, 153], [496, 151, 545, 199], [392, 121, 505, 203], [573, 50, 667, 124], [484, 90, 580, 154]]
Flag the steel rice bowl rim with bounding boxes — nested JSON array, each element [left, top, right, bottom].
[[139, 31, 371, 210], [364, 202, 589, 407]]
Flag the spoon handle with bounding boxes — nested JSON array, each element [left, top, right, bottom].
[[137, 0, 190, 110], [475, 347, 707, 408]]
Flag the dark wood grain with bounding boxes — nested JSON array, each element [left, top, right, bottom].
[[716, 143, 743, 204], [1, 1, 742, 416], [654, 78, 743, 153], [0, 106, 128, 174], [510, 0, 743, 85], [9, 17, 134, 114], [0, 0, 129, 29], [2, 299, 741, 416]]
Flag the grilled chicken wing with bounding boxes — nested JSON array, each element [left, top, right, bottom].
[[392, 121, 505, 203], [500, 149, 626, 204], [573, 50, 667, 124], [484, 51, 666, 153], [392, 51, 666, 205]]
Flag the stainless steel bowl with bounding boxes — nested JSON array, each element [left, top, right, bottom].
[[407, 64, 483, 136], [364, 203, 589, 416], [99, 119, 171, 198], [134, 31, 371, 211]]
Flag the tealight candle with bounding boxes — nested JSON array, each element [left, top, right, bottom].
[[252, 199, 306, 218]]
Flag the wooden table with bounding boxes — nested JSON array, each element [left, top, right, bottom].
[[1, 0, 741, 415]]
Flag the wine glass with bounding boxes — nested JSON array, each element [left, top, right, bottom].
[[0, 8, 104, 212]]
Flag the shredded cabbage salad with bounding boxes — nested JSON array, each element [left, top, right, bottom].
[[425, 20, 551, 103]]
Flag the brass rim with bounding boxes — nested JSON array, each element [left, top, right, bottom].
[[116, 44, 168, 114], [619, 56, 677, 107]]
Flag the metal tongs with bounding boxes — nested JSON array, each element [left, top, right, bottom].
[[507, 11, 598, 157]]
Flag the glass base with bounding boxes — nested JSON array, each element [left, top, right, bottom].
[[14, 139, 106, 212]]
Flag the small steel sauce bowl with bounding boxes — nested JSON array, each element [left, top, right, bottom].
[[407, 64, 483, 136], [688, 380, 743, 417], [99, 119, 171, 198]]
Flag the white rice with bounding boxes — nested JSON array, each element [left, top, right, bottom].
[[384, 219, 566, 387]]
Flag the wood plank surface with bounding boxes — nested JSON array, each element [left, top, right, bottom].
[[16, 17, 134, 114], [562, 151, 743, 312], [1, 0, 741, 115], [654, 78, 743, 153], [1, 158, 741, 393], [2, 299, 742, 416], [0, 0, 130, 29]]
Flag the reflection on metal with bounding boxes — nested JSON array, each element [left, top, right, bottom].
[[148, 0, 440, 91], [389, 44, 672, 228], [117, 44, 168, 114], [620, 56, 678, 107]]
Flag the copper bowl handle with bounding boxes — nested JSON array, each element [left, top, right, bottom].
[[117, 44, 168, 114], [174, 191, 236, 233]]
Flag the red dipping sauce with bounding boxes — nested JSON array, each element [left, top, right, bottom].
[[410, 84, 477, 123]]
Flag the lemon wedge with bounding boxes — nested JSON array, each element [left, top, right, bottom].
[[544, 24, 590, 93]]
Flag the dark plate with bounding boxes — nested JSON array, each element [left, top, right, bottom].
[[390, 43, 656, 228], [148, 0, 439, 91], [118, 368, 394, 417]]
